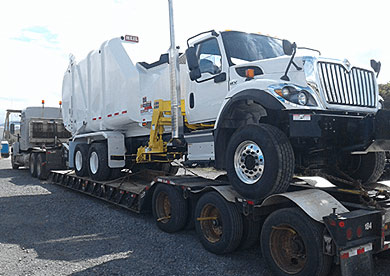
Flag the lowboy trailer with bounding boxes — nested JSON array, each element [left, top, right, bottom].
[[48, 169, 390, 276]]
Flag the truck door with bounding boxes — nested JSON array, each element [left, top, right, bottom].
[[185, 37, 229, 124]]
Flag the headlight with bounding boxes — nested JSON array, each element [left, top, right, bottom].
[[282, 87, 290, 97], [297, 92, 307, 105], [274, 85, 316, 106]]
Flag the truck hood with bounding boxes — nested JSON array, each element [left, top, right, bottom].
[[231, 55, 379, 113]]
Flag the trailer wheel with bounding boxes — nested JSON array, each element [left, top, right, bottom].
[[239, 216, 261, 250], [11, 154, 19, 170], [260, 208, 332, 276], [195, 192, 243, 254], [226, 124, 294, 199], [29, 153, 37, 177], [88, 143, 111, 181], [152, 184, 188, 233], [334, 152, 386, 187], [74, 144, 89, 177], [36, 153, 49, 180]]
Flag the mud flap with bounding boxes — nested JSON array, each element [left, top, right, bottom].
[[340, 244, 373, 276]]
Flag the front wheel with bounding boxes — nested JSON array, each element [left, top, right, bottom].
[[11, 154, 19, 170], [260, 208, 332, 276], [226, 124, 294, 199], [29, 153, 37, 177]]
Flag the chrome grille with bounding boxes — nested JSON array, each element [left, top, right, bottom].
[[317, 62, 376, 107]]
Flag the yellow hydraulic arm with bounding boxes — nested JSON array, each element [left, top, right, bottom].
[[136, 99, 215, 163]]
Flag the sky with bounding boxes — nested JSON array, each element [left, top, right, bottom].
[[0, 0, 389, 124]]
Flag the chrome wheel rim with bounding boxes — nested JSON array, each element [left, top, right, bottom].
[[234, 141, 265, 184], [75, 151, 83, 172], [90, 152, 99, 174]]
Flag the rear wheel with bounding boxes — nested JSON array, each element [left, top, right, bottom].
[[88, 143, 111, 181], [152, 184, 188, 233], [36, 153, 49, 180], [29, 153, 37, 177], [226, 124, 294, 199], [332, 151, 386, 187], [74, 144, 89, 177], [261, 208, 332, 276], [195, 192, 243, 254]]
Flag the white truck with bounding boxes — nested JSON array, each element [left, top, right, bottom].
[[10, 106, 71, 179], [62, 4, 390, 202]]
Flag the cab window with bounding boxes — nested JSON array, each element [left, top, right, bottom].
[[196, 38, 222, 75]]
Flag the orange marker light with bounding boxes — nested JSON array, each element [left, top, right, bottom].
[[42, 100, 45, 105], [59, 101, 62, 106], [246, 69, 255, 78]]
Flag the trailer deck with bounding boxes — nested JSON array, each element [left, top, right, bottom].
[[49, 169, 390, 276]]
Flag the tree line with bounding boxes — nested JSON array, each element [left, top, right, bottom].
[[379, 82, 390, 109]]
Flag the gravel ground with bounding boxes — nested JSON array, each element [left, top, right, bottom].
[[0, 157, 389, 276]]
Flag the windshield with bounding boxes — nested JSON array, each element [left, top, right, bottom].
[[221, 31, 284, 65]]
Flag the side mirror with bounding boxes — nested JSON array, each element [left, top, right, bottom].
[[185, 47, 201, 81], [370, 59, 381, 77], [283, 40, 296, 56], [10, 123, 15, 135]]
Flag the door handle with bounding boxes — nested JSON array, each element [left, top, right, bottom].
[[189, 93, 195, 109]]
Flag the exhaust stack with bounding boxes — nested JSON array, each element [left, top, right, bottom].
[[168, 0, 183, 139]]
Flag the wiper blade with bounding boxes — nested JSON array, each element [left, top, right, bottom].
[[298, 47, 321, 56]]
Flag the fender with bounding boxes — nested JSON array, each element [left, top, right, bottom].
[[261, 189, 349, 222], [215, 89, 285, 129], [214, 89, 285, 169]]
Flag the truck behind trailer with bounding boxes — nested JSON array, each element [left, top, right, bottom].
[[9, 106, 71, 179]]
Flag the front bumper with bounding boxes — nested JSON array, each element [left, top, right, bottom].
[[288, 109, 390, 152]]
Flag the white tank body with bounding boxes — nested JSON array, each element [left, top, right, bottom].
[[62, 37, 174, 137]]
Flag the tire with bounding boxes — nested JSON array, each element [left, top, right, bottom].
[[334, 151, 386, 187], [11, 154, 19, 170], [239, 216, 261, 250], [88, 143, 111, 181], [29, 153, 37, 177], [195, 192, 243, 254], [226, 124, 294, 199], [260, 208, 332, 276], [152, 184, 188, 233], [36, 153, 49, 180], [74, 144, 89, 177]]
